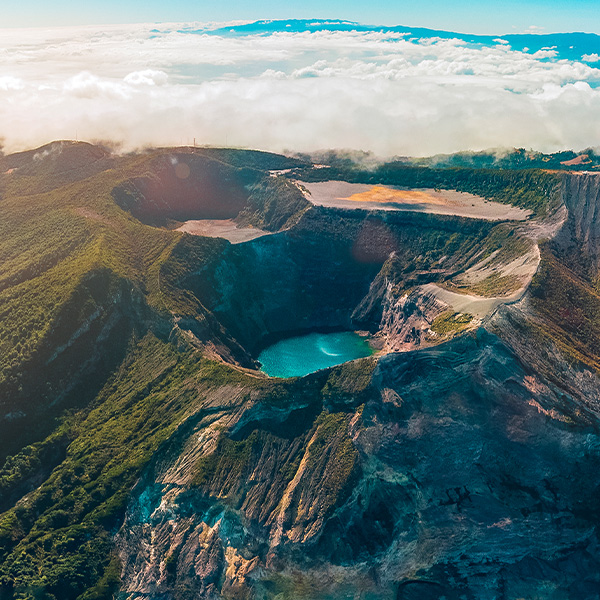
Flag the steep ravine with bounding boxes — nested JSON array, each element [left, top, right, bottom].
[[0, 269, 149, 463]]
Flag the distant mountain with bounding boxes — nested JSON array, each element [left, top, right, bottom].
[[176, 18, 600, 64]]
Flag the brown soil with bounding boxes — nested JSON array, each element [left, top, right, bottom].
[[347, 186, 453, 206]]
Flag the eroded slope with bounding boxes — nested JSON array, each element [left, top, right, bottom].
[[117, 331, 600, 600]]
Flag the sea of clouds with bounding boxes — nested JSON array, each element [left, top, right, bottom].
[[1, 22, 600, 155]]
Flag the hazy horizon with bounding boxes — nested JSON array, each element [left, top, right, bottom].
[[4, 0, 600, 35]]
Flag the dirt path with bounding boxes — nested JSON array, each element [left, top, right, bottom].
[[423, 283, 529, 319], [422, 242, 541, 319]]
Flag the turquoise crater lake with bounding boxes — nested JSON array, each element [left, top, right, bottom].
[[258, 331, 374, 378]]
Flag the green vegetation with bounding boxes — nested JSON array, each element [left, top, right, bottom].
[[296, 146, 600, 173], [192, 431, 261, 488], [308, 412, 357, 472], [478, 224, 534, 265], [0, 156, 177, 460], [0, 334, 191, 599], [529, 243, 600, 371], [467, 273, 523, 296], [77, 554, 121, 600], [0, 143, 328, 598], [158, 234, 229, 315], [305, 412, 359, 517], [0, 143, 319, 461], [189, 147, 306, 171], [430, 311, 474, 336], [409, 147, 600, 172], [237, 175, 311, 231], [191, 407, 360, 533], [437, 223, 534, 297], [0, 427, 71, 514], [1, 331, 311, 599], [321, 357, 376, 404]]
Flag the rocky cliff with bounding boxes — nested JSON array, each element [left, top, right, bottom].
[[116, 327, 600, 599], [559, 172, 600, 279]]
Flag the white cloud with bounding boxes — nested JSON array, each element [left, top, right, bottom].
[[583, 53, 600, 63], [124, 69, 168, 86], [0, 23, 599, 155], [63, 71, 129, 99], [0, 76, 24, 91], [531, 49, 558, 59]]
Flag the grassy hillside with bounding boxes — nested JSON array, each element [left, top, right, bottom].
[[0, 334, 377, 600], [0, 142, 320, 599], [0, 143, 311, 460]]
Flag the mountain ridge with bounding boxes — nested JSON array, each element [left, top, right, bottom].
[[190, 19, 600, 63]]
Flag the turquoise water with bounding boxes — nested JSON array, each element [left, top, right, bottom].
[[258, 331, 373, 378]]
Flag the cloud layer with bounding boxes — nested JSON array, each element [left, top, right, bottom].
[[1, 22, 600, 155]]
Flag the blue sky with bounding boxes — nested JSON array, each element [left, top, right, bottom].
[[3, 0, 600, 35]]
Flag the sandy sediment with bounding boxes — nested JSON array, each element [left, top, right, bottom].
[[298, 180, 532, 221], [175, 219, 272, 243]]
